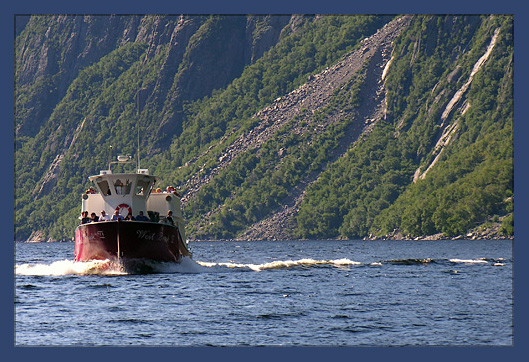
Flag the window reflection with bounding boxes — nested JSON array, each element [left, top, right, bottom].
[[136, 179, 151, 196], [97, 180, 111, 195]]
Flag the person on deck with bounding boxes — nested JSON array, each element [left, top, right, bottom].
[[164, 210, 174, 226], [166, 185, 182, 197], [115, 180, 123, 195], [81, 211, 91, 224], [112, 210, 124, 221], [135, 211, 149, 221], [124, 213, 135, 221], [99, 210, 111, 222], [90, 212, 99, 223]]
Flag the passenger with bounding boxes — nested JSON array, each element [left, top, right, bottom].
[[81, 211, 91, 224], [115, 180, 124, 195], [124, 213, 135, 221], [165, 210, 175, 226], [135, 211, 149, 221], [112, 209, 124, 221], [90, 212, 99, 223], [166, 185, 182, 197], [99, 210, 111, 222], [155, 188, 162, 193]]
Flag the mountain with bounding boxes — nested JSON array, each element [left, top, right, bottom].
[[14, 14, 513, 242]]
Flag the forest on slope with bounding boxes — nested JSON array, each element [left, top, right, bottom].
[[14, 14, 513, 241]]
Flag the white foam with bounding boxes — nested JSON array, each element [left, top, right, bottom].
[[449, 258, 488, 264], [15, 257, 362, 275], [15, 257, 209, 276], [145, 257, 209, 274], [332, 258, 362, 266], [15, 259, 126, 276], [196, 258, 361, 272]]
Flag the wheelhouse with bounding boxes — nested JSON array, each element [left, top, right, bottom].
[[80, 157, 183, 223]]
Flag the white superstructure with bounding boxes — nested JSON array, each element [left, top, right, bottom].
[[80, 156, 185, 241]]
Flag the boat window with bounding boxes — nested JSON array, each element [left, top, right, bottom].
[[97, 180, 112, 196], [136, 179, 151, 196], [114, 179, 132, 195], [114, 178, 132, 195], [124, 179, 132, 194]]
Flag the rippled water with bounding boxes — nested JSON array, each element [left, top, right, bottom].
[[15, 239, 513, 346]]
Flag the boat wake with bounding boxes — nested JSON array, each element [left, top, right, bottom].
[[15, 257, 361, 276], [15, 256, 506, 276], [196, 258, 361, 271], [14, 257, 207, 276], [15, 259, 127, 276]]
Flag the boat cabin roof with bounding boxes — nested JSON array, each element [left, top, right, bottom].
[[88, 170, 157, 197]]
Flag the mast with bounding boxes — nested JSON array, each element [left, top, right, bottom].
[[108, 145, 113, 171], [136, 89, 140, 170], [135, 88, 146, 171]]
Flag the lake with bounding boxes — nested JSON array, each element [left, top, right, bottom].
[[15, 239, 512, 346]]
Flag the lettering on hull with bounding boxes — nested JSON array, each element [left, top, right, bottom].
[[75, 222, 190, 262], [136, 229, 173, 244], [136, 229, 156, 240]]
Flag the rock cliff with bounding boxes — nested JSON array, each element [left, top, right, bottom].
[[15, 14, 513, 242], [15, 15, 306, 141]]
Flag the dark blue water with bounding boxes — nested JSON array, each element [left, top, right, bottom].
[[15, 239, 512, 346]]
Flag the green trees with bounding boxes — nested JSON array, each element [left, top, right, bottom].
[[296, 121, 415, 239], [15, 42, 149, 240], [14, 15, 513, 241], [295, 15, 513, 239]]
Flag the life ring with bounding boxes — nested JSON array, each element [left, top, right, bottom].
[[116, 203, 132, 216]]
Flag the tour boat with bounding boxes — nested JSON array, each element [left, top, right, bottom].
[[74, 156, 191, 263]]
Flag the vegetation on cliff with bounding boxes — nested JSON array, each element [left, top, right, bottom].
[[296, 15, 513, 239], [14, 14, 513, 241]]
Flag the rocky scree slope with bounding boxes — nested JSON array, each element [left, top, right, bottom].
[[180, 16, 412, 240]]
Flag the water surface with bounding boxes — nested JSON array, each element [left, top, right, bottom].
[[15, 239, 513, 346]]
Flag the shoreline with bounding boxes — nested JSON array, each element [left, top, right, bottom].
[[18, 236, 513, 243], [20, 224, 513, 243]]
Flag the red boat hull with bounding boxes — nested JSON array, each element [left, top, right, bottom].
[[74, 221, 191, 262]]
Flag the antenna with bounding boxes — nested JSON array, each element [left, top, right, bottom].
[[136, 89, 141, 170], [136, 88, 146, 171], [137, 114, 140, 170], [108, 145, 113, 171]]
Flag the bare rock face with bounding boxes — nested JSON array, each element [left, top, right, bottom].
[[16, 15, 142, 138], [245, 15, 303, 64], [16, 15, 299, 141], [152, 15, 306, 150]]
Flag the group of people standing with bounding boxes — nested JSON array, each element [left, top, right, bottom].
[[80, 210, 174, 225], [152, 185, 182, 197], [80, 210, 151, 224]]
